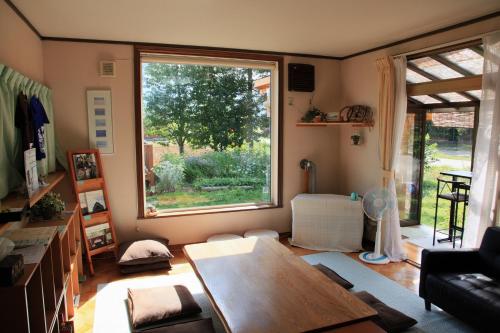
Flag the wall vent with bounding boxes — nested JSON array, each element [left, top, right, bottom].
[[99, 61, 116, 77]]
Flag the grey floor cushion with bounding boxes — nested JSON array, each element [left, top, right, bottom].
[[128, 285, 202, 329], [354, 291, 417, 333], [118, 239, 174, 273], [313, 263, 354, 289]]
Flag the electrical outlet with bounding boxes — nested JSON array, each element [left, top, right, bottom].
[[288, 97, 294, 106]]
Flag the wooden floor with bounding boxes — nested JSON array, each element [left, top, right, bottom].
[[74, 240, 421, 333]]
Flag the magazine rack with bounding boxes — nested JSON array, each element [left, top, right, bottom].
[[67, 149, 117, 275]]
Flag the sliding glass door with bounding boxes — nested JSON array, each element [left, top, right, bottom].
[[397, 106, 478, 227]]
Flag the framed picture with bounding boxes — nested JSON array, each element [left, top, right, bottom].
[[87, 90, 114, 154], [72, 153, 99, 181]]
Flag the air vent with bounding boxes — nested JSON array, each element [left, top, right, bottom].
[[288, 63, 314, 92], [99, 61, 116, 77]]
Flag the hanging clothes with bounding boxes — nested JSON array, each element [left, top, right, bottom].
[[30, 96, 50, 161], [15, 93, 34, 151]]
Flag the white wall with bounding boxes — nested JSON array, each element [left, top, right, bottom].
[[0, 0, 44, 82], [43, 41, 342, 244]]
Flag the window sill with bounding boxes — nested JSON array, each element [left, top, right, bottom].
[[139, 203, 281, 219]]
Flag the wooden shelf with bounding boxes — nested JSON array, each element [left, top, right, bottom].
[[0, 171, 66, 212], [296, 121, 374, 128]]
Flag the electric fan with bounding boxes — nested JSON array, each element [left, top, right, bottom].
[[359, 187, 395, 265]]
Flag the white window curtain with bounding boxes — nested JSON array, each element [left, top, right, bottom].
[[376, 56, 407, 261], [463, 31, 500, 247]]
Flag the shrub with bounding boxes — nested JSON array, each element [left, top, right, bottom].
[[153, 159, 184, 193], [184, 155, 216, 183], [193, 177, 264, 190], [183, 145, 270, 183]]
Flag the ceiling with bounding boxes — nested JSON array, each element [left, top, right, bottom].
[[11, 0, 500, 57]]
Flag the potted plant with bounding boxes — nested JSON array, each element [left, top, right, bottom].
[[31, 192, 65, 220]]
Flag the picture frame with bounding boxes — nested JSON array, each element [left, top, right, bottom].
[[86, 89, 114, 154]]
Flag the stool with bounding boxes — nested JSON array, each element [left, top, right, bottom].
[[243, 229, 279, 240], [206, 234, 243, 242]]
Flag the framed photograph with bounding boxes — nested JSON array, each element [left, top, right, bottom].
[[87, 90, 114, 154], [73, 153, 98, 181]]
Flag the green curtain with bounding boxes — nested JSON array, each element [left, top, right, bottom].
[[0, 64, 62, 200]]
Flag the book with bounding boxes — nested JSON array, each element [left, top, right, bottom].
[[85, 223, 112, 250], [24, 148, 39, 196], [73, 153, 98, 181], [78, 193, 89, 215], [85, 190, 106, 214]]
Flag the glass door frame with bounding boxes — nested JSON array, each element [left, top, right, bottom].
[[400, 101, 480, 227]]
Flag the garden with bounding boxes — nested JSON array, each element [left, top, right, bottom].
[[146, 142, 271, 210]]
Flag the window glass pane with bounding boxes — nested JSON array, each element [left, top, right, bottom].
[[466, 90, 482, 99], [397, 113, 423, 223], [141, 60, 275, 213], [436, 92, 470, 102], [412, 95, 442, 104], [410, 57, 463, 79], [441, 48, 483, 75], [406, 69, 430, 83]]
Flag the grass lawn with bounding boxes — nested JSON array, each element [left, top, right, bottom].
[[147, 187, 269, 210]]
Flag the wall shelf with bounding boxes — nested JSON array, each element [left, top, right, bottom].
[[296, 121, 374, 128]]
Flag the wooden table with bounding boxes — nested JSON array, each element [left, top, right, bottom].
[[183, 237, 380, 333]]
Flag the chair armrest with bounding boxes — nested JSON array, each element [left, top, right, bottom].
[[419, 249, 480, 298]]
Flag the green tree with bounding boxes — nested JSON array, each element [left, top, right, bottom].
[[143, 63, 269, 153], [143, 63, 197, 154]]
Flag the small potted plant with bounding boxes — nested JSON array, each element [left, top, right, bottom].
[[351, 131, 361, 145], [31, 192, 65, 220]]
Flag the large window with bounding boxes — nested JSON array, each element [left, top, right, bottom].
[[135, 47, 282, 217]]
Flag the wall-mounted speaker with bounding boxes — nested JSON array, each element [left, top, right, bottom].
[[288, 63, 314, 92]]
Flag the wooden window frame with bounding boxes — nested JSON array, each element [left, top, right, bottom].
[[133, 45, 284, 218]]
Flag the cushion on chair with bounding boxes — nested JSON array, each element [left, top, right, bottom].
[[120, 261, 172, 275], [313, 264, 354, 290], [354, 291, 417, 333], [118, 239, 173, 266], [128, 285, 202, 329]]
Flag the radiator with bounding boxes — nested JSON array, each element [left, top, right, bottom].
[[290, 194, 363, 252]]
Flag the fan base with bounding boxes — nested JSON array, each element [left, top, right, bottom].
[[359, 252, 390, 265]]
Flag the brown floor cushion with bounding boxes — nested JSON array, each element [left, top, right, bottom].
[[128, 285, 202, 329], [118, 239, 174, 266], [136, 317, 215, 333], [120, 261, 171, 274], [313, 263, 354, 289], [354, 291, 417, 333]]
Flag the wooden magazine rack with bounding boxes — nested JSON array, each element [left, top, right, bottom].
[[67, 149, 117, 275]]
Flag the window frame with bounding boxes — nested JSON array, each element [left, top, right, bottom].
[[134, 45, 284, 218]]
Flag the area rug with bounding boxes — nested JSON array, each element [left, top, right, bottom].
[[302, 252, 477, 332], [93, 272, 225, 333]]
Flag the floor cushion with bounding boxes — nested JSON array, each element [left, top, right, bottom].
[[128, 285, 202, 329], [354, 291, 417, 333], [118, 239, 173, 268], [137, 317, 215, 333], [243, 229, 279, 240], [313, 263, 354, 289], [206, 234, 243, 242], [120, 261, 172, 275]]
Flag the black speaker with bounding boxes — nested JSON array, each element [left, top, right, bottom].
[[288, 63, 314, 92]]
